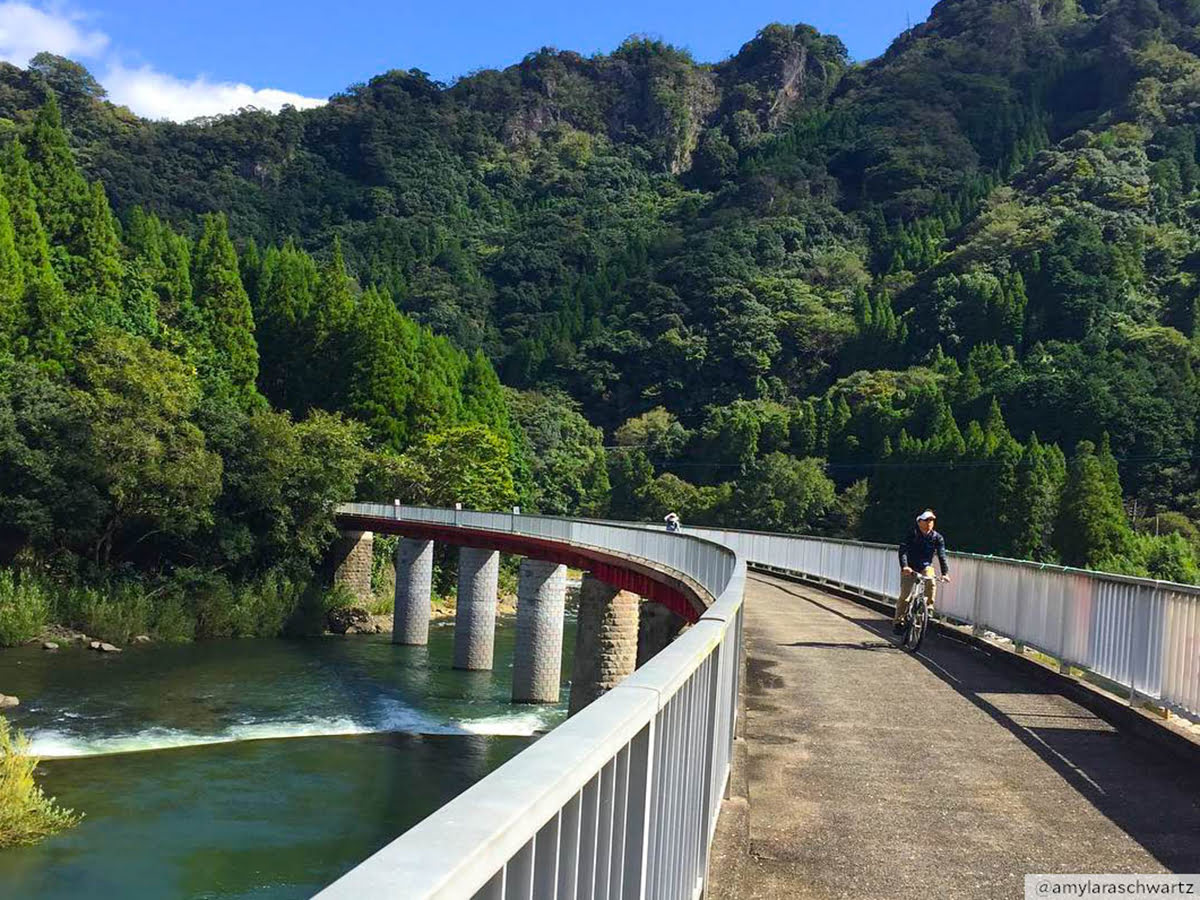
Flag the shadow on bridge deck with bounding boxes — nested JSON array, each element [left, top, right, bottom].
[[708, 574, 1200, 900]]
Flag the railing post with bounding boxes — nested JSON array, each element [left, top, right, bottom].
[[622, 721, 655, 900], [972, 563, 985, 637], [1127, 590, 1140, 707]]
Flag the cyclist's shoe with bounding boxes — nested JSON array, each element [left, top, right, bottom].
[[892, 622, 904, 635]]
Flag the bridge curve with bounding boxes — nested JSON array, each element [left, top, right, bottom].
[[320, 504, 1199, 899], [336, 503, 715, 623]]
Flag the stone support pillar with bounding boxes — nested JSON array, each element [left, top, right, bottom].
[[454, 547, 500, 670], [393, 538, 434, 645], [331, 530, 374, 605], [636, 600, 688, 668], [568, 573, 639, 715], [512, 559, 567, 703]]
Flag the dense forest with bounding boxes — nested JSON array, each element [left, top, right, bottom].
[[1, 0, 1199, 645]]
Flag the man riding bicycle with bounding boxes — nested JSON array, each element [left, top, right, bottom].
[[894, 510, 951, 635]]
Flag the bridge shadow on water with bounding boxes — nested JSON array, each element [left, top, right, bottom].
[[763, 578, 1200, 873]]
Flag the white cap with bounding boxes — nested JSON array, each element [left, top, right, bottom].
[[917, 510, 936, 522]]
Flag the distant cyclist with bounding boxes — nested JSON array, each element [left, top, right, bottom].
[[664, 512, 681, 533], [894, 510, 951, 635]]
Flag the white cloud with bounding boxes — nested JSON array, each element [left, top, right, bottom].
[[104, 64, 326, 121], [0, 1, 108, 64], [0, 2, 326, 121]]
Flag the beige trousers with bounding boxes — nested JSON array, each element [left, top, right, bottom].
[[895, 566, 936, 624]]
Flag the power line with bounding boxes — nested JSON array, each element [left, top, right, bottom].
[[604, 447, 1199, 472]]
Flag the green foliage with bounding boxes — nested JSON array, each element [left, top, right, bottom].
[[1098, 532, 1200, 585], [1054, 439, 1135, 568], [730, 454, 836, 533], [0, 569, 49, 646], [191, 213, 259, 405], [0, 0, 1198, 598], [398, 424, 518, 510], [0, 716, 81, 848], [507, 390, 609, 515], [73, 332, 223, 563]]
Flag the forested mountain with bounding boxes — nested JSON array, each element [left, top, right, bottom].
[[2, 0, 1199, 626]]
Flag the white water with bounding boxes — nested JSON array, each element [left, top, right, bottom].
[[28, 698, 558, 759]]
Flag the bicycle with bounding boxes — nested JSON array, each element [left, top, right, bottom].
[[897, 573, 941, 652]]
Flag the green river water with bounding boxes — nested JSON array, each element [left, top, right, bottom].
[[0, 614, 574, 898]]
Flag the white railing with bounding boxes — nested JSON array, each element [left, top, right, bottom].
[[320, 504, 745, 900], [322, 505, 1200, 899], [683, 527, 1200, 722]]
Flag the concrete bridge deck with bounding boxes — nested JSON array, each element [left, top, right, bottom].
[[708, 574, 1200, 899]]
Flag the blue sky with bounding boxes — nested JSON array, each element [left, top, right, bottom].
[[0, 0, 935, 120]]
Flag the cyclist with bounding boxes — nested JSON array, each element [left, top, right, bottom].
[[664, 512, 681, 533], [894, 509, 951, 635]]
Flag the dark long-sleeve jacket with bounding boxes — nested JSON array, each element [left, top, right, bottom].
[[899, 527, 949, 574]]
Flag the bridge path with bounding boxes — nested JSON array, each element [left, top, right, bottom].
[[707, 574, 1200, 899]]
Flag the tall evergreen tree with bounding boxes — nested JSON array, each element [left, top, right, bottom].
[[77, 181, 124, 330], [254, 241, 319, 411], [1054, 440, 1134, 568], [1, 140, 54, 283], [0, 187, 23, 350], [1012, 434, 1064, 562], [23, 95, 89, 276], [345, 286, 421, 450], [191, 213, 259, 404]]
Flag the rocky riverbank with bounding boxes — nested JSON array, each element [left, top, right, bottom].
[[323, 594, 521, 635]]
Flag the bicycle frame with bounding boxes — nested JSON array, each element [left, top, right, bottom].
[[901, 573, 936, 651]]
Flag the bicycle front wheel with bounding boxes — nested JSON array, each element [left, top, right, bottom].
[[905, 595, 928, 652]]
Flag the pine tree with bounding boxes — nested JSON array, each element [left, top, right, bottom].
[[23, 95, 89, 274], [1, 139, 54, 283], [255, 241, 319, 410], [1054, 440, 1134, 568], [240, 239, 263, 308], [461, 350, 511, 435], [790, 401, 817, 458], [981, 397, 1008, 454], [313, 237, 355, 340], [345, 286, 421, 450], [1013, 434, 1063, 561], [0, 141, 70, 368], [160, 228, 193, 325], [0, 187, 23, 350], [927, 398, 965, 455], [191, 213, 259, 403], [77, 181, 124, 330], [816, 396, 834, 456]]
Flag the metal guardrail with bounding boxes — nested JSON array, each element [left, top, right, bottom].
[[322, 504, 1200, 899], [319, 504, 745, 900], [681, 527, 1200, 722]]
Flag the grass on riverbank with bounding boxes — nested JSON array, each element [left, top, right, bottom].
[[0, 565, 348, 647], [0, 716, 81, 847]]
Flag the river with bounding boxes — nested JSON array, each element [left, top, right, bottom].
[[0, 614, 573, 898]]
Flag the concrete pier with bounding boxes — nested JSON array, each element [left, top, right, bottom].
[[454, 547, 500, 670], [331, 530, 374, 605], [636, 600, 687, 668], [393, 538, 434, 645], [568, 573, 639, 715], [512, 559, 568, 703]]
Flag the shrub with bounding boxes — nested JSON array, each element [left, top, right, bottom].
[[55, 581, 154, 644], [0, 570, 50, 646], [285, 582, 354, 637], [227, 573, 307, 637], [0, 716, 81, 847]]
